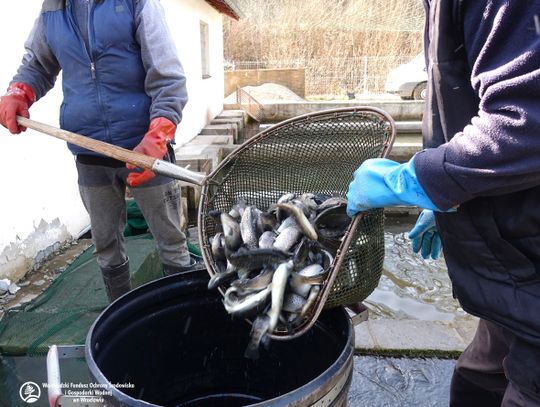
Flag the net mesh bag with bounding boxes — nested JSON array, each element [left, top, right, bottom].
[[198, 107, 396, 317]]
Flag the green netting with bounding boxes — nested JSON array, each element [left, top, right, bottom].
[[0, 235, 163, 356], [124, 199, 150, 237], [125, 199, 202, 256]]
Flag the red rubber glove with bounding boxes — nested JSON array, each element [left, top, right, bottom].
[[126, 117, 176, 187], [0, 82, 35, 134]]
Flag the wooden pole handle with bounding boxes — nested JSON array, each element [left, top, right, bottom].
[[17, 116, 156, 170]]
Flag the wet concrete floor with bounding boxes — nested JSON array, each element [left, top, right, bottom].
[[349, 356, 455, 406]]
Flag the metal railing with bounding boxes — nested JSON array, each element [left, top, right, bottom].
[[236, 85, 263, 122]]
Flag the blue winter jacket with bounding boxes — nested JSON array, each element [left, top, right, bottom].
[[12, 0, 188, 155], [417, 0, 540, 346]]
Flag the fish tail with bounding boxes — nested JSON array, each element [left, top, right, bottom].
[[244, 316, 270, 360]]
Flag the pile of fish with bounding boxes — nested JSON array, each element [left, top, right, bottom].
[[206, 192, 349, 358]]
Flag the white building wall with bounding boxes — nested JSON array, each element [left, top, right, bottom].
[[0, 1, 225, 281], [163, 0, 225, 145]]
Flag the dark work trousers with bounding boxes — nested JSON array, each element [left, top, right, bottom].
[[75, 153, 190, 270], [450, 319, 540, 407]]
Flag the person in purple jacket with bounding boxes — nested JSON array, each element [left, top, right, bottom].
[[347, 1, 540, 405], [0, 0, 195, 303]]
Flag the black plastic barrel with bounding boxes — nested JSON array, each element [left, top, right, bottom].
[[86, 269, 354, 406]]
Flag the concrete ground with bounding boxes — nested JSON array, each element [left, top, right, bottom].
[[349, 356, 456, 406]]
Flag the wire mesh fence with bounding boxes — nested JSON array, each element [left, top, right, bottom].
[[224, 55, 416, 98]]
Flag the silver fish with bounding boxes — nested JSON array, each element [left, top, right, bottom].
[[215, 212, 242, 252], [257, 211, 278, 234], [236, 268, 252, 281], [298, 263, 326, 278], [278, 193, 296, 204], [210, 232, 226, 261], [286, 313, 305, 330], [289, 271, 325, 298], [308, 245, 334, 268], [268, 260, 293, 332], [279, 312, 303, 334], [311, 193, 333, 205], [228, 247, 291, 269], [228, 197, 247, 221], [240, 206, 260, 249], [244, 315, 270, 360], [276, 203, 318, 240], [290, 199, 313, 218], [259, 230, 277, 249], [282, 293, 307, 313], [208, 261, 237, 290], [231, 267, 274, 294], [299, 193, 318, 212], [316, 196, 347, 213], [320, 249, 334, 269], [292, 237, 310, 267], [300, 285, 321, 318], [276, 215, 296, 234], [223, 286, 271, 316], [273, 226, 302, 252], [275, 193, 296, 222]]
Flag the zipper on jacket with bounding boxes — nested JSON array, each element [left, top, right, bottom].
[[87, 1, 97, 81], [90, 62, 96, 80], [87, 2, 112, 143], [66, 0, 111, 142], [66, 1, 96, 81]]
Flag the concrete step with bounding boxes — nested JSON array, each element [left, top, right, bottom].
[[210, 118, 246, 143], [395, 120, 422, 133], [388, 135, 422, 162], [190, 135, 234, 145], [199, 123, 237, 139], [175, 144, 225, 175], [210, 115, 251, 144], [217, 109, 248, 124], [212, 117, 244, 129], [384, 206, 422, 216]]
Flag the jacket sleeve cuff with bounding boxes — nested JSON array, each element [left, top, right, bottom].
[[413, 147, 473, 211]]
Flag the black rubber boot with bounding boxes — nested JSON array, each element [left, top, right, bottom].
[[101, 259, 131, 303]]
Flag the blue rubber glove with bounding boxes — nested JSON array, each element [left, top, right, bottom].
[[346, 157, 440, 217], [408, 210, 442, 260]]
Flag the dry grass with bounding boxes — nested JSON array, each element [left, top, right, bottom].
[[224, 0, 425, 97]]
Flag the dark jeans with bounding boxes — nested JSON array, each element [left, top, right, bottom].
[[451, 319, 540, 407]]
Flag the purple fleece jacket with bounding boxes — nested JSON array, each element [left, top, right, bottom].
[[414, 1, 540, 211]]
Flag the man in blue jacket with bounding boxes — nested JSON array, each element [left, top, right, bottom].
[[0, 0, 193, 302], [347, 1, 540, 405]]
